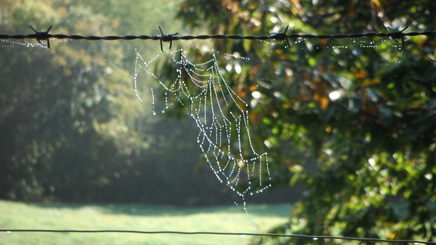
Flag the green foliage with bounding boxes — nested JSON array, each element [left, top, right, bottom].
[[170, 0, 436, 242]]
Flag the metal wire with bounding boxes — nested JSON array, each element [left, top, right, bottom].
[[0, 25, 435, 49], [1, 229, 435, 244]]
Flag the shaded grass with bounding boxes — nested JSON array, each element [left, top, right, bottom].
[[0, 200, 290, 245]]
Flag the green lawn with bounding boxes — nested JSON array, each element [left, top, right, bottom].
[[0, 200, 290, 245]]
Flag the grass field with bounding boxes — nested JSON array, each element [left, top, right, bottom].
[[0, 200, 291, 245]]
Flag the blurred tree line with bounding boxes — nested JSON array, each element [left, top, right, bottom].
[[0, 0, 238, 205], [167, 0, 435, 243]]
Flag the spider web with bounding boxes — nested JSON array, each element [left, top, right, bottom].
[[133, 49, 272, 198]]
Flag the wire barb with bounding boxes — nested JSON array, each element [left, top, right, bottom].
[[158, 26, 178, 52], [390, 25, 409, 50], [29, 25, 52, 48], [272, 25, 291, 48]]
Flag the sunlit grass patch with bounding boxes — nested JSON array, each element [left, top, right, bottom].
[[0, 200, 290, 245]]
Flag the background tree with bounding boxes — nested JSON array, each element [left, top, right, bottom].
[[168, 0, 436, 242], [0, 0, 235, 205], [0, 0, 126, 201]]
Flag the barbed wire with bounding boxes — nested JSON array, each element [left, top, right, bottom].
[[0, 25, 435, 50], [1, 229, 435, 244]]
